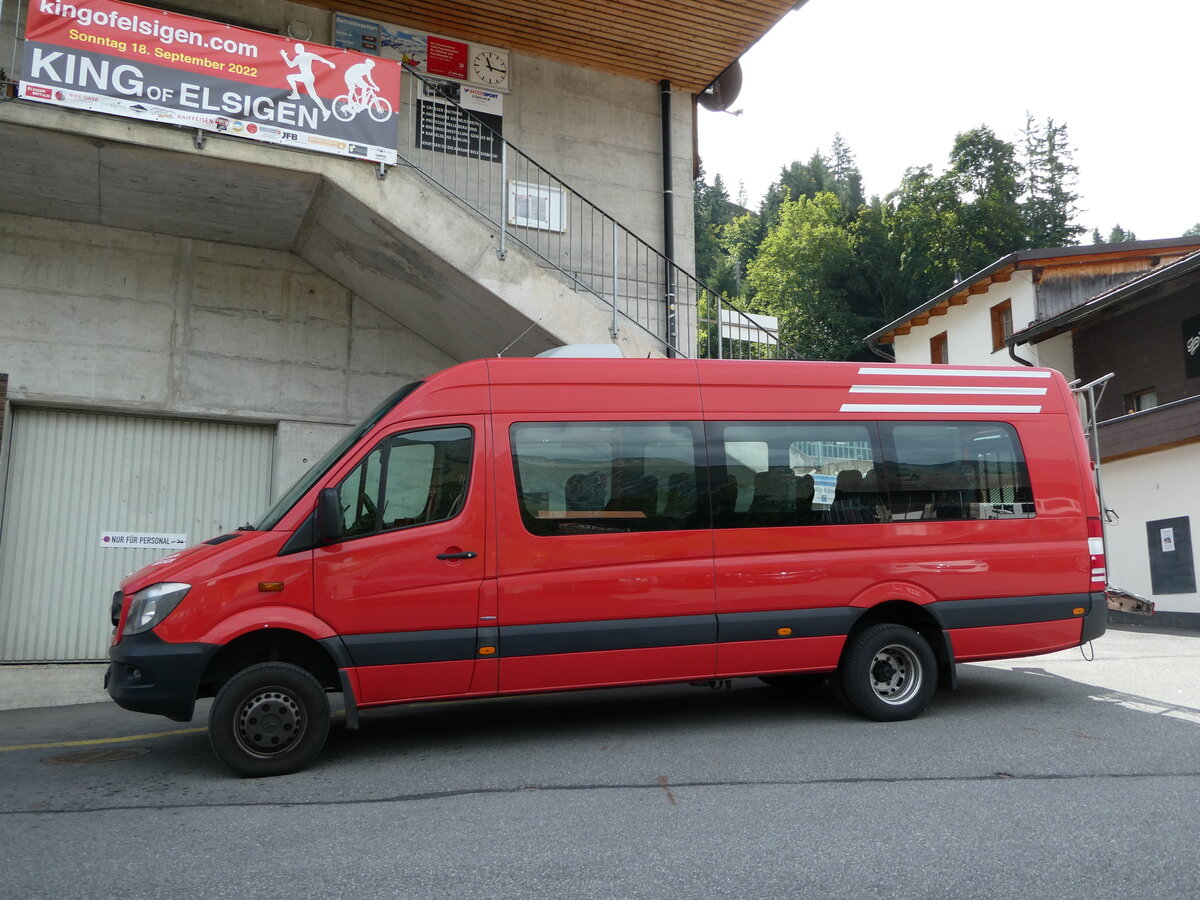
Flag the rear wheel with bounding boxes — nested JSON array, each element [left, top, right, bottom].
[[838, 623, 936, 722], [209, 662, 330, 777]]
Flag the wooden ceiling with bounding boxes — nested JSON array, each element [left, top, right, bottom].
[[304, 1, 800, 92]]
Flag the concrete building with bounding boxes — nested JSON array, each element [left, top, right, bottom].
[[867, 238, 1200, 627], [0, 0, 799, 705]]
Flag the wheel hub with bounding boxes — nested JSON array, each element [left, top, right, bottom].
[[236, 690, 304, 756], [870, 645, 919, 704]]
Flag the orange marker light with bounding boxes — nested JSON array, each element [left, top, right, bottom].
[[1073, 607, 1085, 616], [478, 646, 497, 655], [258, 582, 285, 592], [777, 627, 793, 636]]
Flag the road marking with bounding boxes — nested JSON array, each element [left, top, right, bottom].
[[0, 708, 351, 753], [0, 726, 207, 753]]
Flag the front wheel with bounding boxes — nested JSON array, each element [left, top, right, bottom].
[[837, 623, 936, 722], [209, 662, 331, 777], [368, 96, 393, 122]]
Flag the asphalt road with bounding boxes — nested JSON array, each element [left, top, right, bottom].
[[1, 628, 1198, 899]]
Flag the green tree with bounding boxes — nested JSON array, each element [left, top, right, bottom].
[[746, 192, 860, 359], [883, 165, 965, 309], [1183, 223, 1200, 237], [946, 126, 1025, 271], [829, 133, 866, 220], [1105, 224, 1137, 243], [717, 211, 763, 298], [1021, 116, 1085, 247], [692, 165, 739, 288], [848, 197, 905, 328]]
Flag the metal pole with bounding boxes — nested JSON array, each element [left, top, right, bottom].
[[610, 226, 619, 338], [716, 293, 723, 359], [497, 142, 508, 260], [659, 79, 677, 356]]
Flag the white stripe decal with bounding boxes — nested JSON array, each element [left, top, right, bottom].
[[849, 384, 1048, 396], [857, 366, 1052, 379], [839, 403, 1043, 414]]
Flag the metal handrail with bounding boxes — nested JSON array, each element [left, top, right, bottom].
[[394, 65, 802, 360]]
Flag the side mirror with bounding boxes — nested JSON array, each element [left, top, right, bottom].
[[316, 488, 343, 545]]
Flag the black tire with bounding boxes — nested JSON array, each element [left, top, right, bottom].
[[837, 623, 936, 722], [758, 673, 827, 691], [209, 662, 331, 778]]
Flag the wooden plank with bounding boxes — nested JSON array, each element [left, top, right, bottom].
[[319, 0, 795, 88]]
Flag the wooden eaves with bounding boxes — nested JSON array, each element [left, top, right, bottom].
[[301, 0, 801, 92]]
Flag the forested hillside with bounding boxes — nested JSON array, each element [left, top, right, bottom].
[[694, 117, 1102, 359]]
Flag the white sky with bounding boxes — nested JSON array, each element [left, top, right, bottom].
[[697, 0, 1200, 241]]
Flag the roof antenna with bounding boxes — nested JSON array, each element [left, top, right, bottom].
[[497, 320, 541, 357]]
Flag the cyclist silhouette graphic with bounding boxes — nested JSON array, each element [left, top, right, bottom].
[[280, 43, 335, 119], [332, 58, 393, 123]]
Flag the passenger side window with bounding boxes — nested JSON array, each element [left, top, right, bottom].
[[712, 423, 884, 527], [511, 422, 704, 535], [334, 426, 473, 539], [882, 423, 1034, 521]]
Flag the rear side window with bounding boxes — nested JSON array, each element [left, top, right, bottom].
[[335, 426, 473, 539], [882, 423, 1034, 521], [710, 422, 885, 527], [511, 422, 705, 535]]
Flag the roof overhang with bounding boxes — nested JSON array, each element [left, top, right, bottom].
[[865, 237, 1200, 346], [1008, 248, 1200, 346], [304, 1, 800, 93]]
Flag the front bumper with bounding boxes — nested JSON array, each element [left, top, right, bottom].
[[106, 631, 217, 722]]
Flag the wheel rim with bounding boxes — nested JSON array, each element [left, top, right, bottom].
[[868, 643, 923, 705], [233, 688, 306, 758]]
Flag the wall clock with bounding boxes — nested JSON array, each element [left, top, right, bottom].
[[472, 50, 509, 87]]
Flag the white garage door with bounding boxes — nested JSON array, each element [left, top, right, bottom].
[[0, 409, 274, 662]]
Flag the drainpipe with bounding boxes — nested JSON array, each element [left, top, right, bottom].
[[1006, 338, 1036, 367], [868, 340, 895, 362], [660, 79, 677, 356]]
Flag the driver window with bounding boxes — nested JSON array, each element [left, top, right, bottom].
[[334, 426, 473, 539], [339, 446, 383, 537]]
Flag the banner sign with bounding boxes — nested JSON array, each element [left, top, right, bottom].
[[20, 0, 402, 164], [333, 12, 510, 93]]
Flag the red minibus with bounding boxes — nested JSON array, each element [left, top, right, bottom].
[[107, 352, 1107, 776]]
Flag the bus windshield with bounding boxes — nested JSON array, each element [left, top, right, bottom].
[[250, 383, 422, 531]]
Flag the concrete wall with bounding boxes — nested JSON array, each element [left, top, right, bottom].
[[1, 0, 695, 275], [0, 212, 454, 499], [509, 54, 695, 260], [1102, 444, 1200, 614]]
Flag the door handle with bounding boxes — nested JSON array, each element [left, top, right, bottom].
[[437, 551, 478, 560]]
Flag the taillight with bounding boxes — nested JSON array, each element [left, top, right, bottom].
[[1087, 517, 1106, 591]]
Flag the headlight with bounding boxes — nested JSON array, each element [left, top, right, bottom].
[[122, 582, 191, 635]]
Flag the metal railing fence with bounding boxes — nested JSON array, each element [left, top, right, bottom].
[[393, 65, 802, 361]]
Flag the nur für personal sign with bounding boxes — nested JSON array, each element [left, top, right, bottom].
[[20, 0, 402, 164]]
